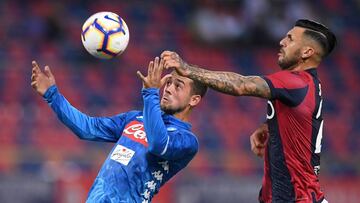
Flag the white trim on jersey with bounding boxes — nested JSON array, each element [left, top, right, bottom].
[[315, 120, 324, 153], [160, 136, 170, 155]]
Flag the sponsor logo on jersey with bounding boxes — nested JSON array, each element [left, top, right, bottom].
[[122, 120, 148, 147], [110, 144, 135, 166]]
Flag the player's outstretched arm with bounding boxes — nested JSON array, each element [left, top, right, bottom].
[[31, 61, 124, 142], [137, 57, 174, 157], [161, 51, 271, 99]]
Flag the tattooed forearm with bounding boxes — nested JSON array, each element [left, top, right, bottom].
[[184, 63, 271, 99]]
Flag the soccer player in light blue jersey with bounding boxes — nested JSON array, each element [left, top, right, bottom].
[[31, 57, 207, 203]]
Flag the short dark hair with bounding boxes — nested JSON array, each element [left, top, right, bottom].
[[190, 79, 208, 98], [295, 19, 337, 57]]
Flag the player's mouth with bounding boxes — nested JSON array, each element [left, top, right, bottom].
[[278, 49, 284, 56]]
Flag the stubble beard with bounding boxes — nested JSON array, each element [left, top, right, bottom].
[[278, 50, 301, 70], [161, 104, 187, 115]]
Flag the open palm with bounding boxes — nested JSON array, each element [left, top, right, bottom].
[[31, 61, 56, 96]]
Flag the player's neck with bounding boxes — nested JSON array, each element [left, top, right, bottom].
[[292, 60, 320, 71], [173, 109, 191, 122]]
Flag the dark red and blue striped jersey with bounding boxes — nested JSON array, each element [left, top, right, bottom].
[[260, 68, 326, 203]]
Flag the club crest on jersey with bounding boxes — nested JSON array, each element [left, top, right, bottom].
[[123, 120, 148, 147]]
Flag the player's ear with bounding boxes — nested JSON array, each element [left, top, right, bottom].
[[189, 95, 201, 107], [301, 46, 315, 59]]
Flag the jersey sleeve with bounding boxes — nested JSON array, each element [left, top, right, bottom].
[[262, 71, 309, 107], [160, 130, 198, 160], [43, 85, 126, 142], [141, 88, 198, 160]]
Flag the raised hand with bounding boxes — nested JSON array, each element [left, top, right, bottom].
[[250, 123, 269, 158], [160, 51, 190, 77], [137, 57, 171, 89], [31, 61, 56, 96]]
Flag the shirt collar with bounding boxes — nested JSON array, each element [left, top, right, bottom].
[[161, 111, 192, 130]]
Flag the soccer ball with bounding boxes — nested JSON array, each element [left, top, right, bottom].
[[81, 12, 130, 59]]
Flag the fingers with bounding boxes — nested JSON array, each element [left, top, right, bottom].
[[154, 57, 159, 68], [162, 56, 173, 69], [160, 51, 177, 69], [136, 71, 146, 82], [153, 57, 161, 76], [251, 130, 265, 148], [254, 137, 266, 148], [149, 57, 165, 79], [31, 72, 37, 81], [250, 134, 264, 148], [142, 54, 176, 88], [250, 136, 256, 150], [147, 61, 154, 76], [250, 141, 263, 157], [250, 136, 265, 158], [250, 123, 270, 158], [256, 149, 265, 158], [159, 58, 165, 72], [160, 50, 173, 58], [44, 66, 54, 79], [32, 61, 41, 74], [31, 61, 39, 85], [251, 124, 270, 148]]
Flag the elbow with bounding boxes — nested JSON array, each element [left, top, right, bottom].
[[147, 138, 169, 156], [75, 133, 89, 140], [74, 132, 96, 141]]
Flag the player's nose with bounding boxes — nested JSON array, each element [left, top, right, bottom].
[[165, 85, 175, 95], [279, 38, 286, 48]]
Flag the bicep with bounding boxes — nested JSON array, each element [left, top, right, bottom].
[[237, 76, 271, 99]]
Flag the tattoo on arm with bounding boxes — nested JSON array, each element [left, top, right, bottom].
[[185, 63, 271, 99]]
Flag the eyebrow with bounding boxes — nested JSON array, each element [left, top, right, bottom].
[[175, 78, 185, 85]]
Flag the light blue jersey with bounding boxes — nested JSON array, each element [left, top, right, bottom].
[[44, 85, 199, 203]]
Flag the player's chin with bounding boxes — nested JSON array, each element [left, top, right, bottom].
[[160, 102, 170, 111], [160, 106, 174, 115], [278, 55, 283, 62]]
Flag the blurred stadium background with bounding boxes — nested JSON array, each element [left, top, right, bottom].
[[0, 0, 359, 202]]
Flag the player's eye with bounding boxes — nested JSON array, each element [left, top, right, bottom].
[[175, 83, 182, 90], [287, 34, 293, 41]]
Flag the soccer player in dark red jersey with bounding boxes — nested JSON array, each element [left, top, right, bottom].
[[161, 19, 336, 203]]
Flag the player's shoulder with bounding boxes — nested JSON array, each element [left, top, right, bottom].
[[181, 129, 199, 148], [115, 110, 143, 121], [167, 125, 196, 137], [270, 70, 305, 79], [126, 110, 142, 116], [180, 130, 199, 155], [266, 70, 310, 89], [170, 127, 199, 148]]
